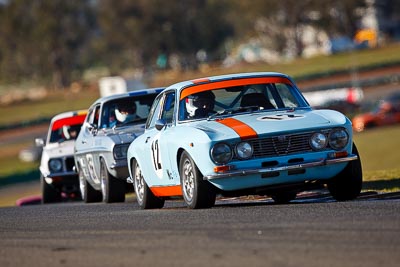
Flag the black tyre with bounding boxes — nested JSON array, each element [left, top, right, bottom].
[[179, 151, 216, 209], [327, 143, 363, 201], [41, 174, 62, 204], [100, 158, 125, 203], [271, 191, 297, 204], [133, 160, 164, 209], [79, 167, 102, 203]]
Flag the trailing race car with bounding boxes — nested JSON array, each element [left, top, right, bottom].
[[37, 110, 87, 203], [74, 88, 163, 203], [127, 72, 362, 209], [352, 91, 400, 132]]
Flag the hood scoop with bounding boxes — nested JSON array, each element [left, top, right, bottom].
[[257, 114, 304, 121]]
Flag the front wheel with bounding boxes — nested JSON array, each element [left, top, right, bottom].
[[79, 167, 102, 203], [179, 151, 216, 209], [327, 143, 363, 201], [100, 158, 125, 203], [133, 160, 164, 209], [41, 174, 61, 204]]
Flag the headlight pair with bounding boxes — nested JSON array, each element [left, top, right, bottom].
[[211, 141, 253, 164], [310, 128, 349, 151]]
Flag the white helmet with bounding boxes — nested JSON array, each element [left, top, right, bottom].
[[185, 91, 215, 118], [115, 103, 136, 123], [62, 125, 71, 139]]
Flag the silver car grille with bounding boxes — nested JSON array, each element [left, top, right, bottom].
[[249, 132, 313, 158]]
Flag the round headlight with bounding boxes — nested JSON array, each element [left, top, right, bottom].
[[114, 144, 129, 160], [49, 158, 63, 172], [329, 128, 349, 150], [211, 143, 233, 164], [310, 132, 327, 150], [235, 142, 253, 159]]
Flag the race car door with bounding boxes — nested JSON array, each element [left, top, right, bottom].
[[76, 104, 101, 185], [140, 91, 178, 189]]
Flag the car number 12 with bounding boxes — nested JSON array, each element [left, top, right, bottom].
[[151, 139, 162, 171]]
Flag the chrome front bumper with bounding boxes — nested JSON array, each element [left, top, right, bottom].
[[203, 155, 358, 180]]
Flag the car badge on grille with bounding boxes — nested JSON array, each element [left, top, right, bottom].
[[277, 135, 287, 142]]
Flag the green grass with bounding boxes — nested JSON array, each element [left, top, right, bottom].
[[353, 125, 400, 171], [0, 141, 39, 178], [0, 90, 99, 126]]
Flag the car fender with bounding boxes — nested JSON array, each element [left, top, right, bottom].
[[165, 125, 218, 180]]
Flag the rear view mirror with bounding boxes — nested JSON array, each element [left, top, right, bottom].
[[35, 138, 45, 147]]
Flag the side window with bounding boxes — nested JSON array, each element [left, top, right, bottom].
[[93, 106, 101, 127], [86, 106, 96, 124], [146, 94, 163, 129], [160, 92, 176, 124], [101, 103, 111, 129]]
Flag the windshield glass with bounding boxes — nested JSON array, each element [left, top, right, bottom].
[[101, 94, 156, 128], [49, 119, 84, 143], [179, 82, 307, 121]]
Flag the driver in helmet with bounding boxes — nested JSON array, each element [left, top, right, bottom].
[[62, 125, 78, 140], [110, 103, 137, 127], [186, 90, 215, 119]]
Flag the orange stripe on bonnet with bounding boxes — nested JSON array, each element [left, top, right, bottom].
[[216, 118, 258, 140]]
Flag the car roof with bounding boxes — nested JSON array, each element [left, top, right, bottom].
[[50, 110, 88, 123], [91, 87, 165, 106], [163, 72, 292, 93]]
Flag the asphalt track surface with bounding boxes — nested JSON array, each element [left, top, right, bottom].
[[1, 192, 400, 267]]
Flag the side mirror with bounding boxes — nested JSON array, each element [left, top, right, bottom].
[[155, 119, 167, 131], [87, 123, 98, 136], [35, 138, 45, 147]]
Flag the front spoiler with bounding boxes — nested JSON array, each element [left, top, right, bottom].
[[203, 155, 358, 180]]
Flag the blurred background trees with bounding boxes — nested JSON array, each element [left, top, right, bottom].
[[0, 0, 399, 89]]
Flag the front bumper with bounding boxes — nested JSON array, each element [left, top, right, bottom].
[[44, 172, 80, 193], [109, 160, 129, 179], [204, 155, 358, 180]]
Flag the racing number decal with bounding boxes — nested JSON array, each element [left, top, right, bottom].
[[150, 134, 163, 179], [151, 139, 162, 170]]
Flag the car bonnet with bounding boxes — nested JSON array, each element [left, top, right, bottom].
[[104, 123, 146, 143], [43, 140, 75, 158], [193, 109, 347, 140]]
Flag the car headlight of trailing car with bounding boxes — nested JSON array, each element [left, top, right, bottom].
[[329, 128, 349, 150], [49, 158, 63, 173], [211, 143, 233, 164], [235, 141, 253, 159], [113, 144, 130, 160], [310, 132, 327, 150]]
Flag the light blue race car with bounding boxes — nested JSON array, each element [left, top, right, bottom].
[[127, 72, 362, 209]]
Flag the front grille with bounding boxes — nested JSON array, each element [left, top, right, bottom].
[[249, 132, 313, 158], [65, 157, 76, 172]]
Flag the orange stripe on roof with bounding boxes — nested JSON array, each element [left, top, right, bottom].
[[150, 185, 182, 197], [191, 78, 210, 84], [216, 118, 258, 140], [180, 76, 292, 100]]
